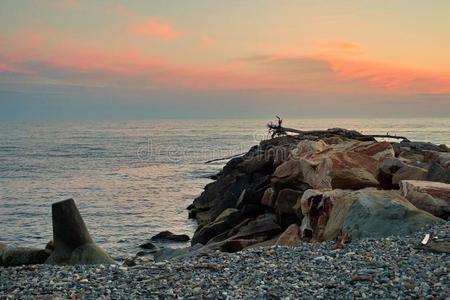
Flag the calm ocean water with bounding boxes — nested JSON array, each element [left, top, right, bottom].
[[1, 118, 449, 259]]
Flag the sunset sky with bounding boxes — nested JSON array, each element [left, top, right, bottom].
[[1, 0, 449, 119]]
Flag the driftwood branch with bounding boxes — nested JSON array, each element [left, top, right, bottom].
[[204, 152, 247, 164], [267, 117, 410, 142]]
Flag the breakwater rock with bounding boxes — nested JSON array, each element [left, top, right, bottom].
[[187, 127, 449, 253]]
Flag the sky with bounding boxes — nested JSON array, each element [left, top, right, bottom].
[[1, 0, 449, 120]]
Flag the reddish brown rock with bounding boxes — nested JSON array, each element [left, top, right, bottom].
[[348, 141, 395, 161], [275, 224, 301, 246], [400, 180, 450, 219], [275, 189, 303, 228], [301, 150, 380, 190]]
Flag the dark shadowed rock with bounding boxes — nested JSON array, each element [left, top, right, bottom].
[[150, 231, 190, 242], [191, 208, 243, 245], [378, 158, 428, 189], [207, 174, 250, 220], [1, 246, 50, 267], [228, 213, 282, 240], [45, 199, 114, 265], [397, 140, 450, 153], [139, 242, 157, 250], [275, 189, 303, 228], [235, 174, 270, 209], [427, 152, 450, 184]]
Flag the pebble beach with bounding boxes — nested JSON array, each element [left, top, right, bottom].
[[1, 222, 448, 299]]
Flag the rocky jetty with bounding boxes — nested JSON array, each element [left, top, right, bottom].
[[187, 126, 449, 253]]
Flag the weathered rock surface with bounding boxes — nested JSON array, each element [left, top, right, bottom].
[[342, 189, 443, 239], [295, 189, 350, 241], [400, 180, 450, 219], [45, 199, 114, 265], [301, 150, 380, 189]]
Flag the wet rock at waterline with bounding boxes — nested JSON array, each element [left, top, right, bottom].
[[150, 231, 190, 242], [0, 245, 50, 267]]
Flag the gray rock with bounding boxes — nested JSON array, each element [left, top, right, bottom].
[[343, 189, 443, 238]]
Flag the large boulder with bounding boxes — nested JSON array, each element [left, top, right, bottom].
[[341, 189, 442, 239], [275, 224, 301, 246], [0, 244, 50, 267], [400, 180, 450, 219], [274, 189, 303, 228], [301, 150, 380, 190], [45, 199, 114, 265], [294, 189, 350, 241], [191, 208, 242, 245]]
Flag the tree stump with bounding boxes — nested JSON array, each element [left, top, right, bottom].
[[45, 199, 115, 265]]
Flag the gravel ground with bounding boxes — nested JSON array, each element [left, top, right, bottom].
[[1, 222, 449, 299]]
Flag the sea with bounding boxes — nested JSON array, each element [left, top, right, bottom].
[[1, 118, 449, 259]]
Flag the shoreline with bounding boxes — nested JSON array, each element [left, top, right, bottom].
[[1, 222, 448, 299]]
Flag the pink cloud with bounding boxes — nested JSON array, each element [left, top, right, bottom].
[[2, 31, 449, 94], [321, 55, 450, 94], [132, 19, 179, 41]]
